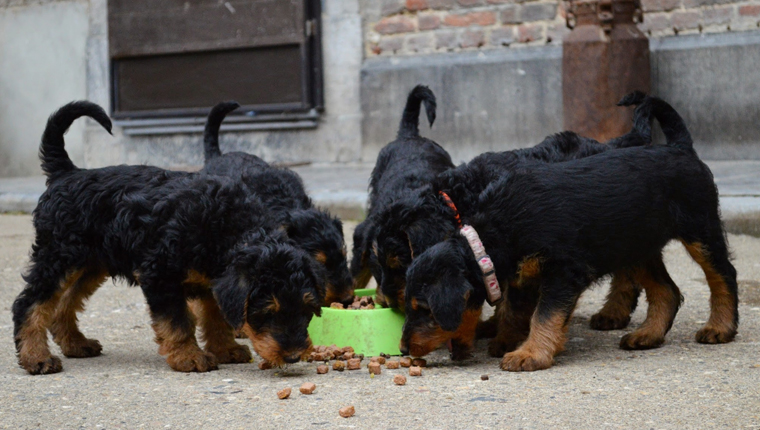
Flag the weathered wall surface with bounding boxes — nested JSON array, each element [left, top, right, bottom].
[[361, 30, 760, 162], [0, 0, 89, 177], [83, 0, 364, 170], [361, 0, 760, 57]]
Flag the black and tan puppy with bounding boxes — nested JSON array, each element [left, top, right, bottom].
[[349, 85, 455, 305], [372, 92, 652, 314], [12, 102, 323, 374], [202, 102, 352, 305], [400, 96, 737, 371]]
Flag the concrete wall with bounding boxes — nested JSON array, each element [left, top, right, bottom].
[[0, 0, 89, 177], [83, 0, 364, 170], [361, 30, 760, 162]]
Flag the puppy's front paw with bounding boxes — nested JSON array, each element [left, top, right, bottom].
[[209, 344, 252, 364], [589, 312, 631, 331], [695, 325, 736, 344], [20, 355, 63, 375], [167, 350, 219, 372], [500, 349, 552, 372]]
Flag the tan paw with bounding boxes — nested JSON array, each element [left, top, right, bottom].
[[167, 350, 219, 372], [695, 325, 736, 344], [61, 338, 103, 358], [208, 344, 252, 364], [21, 355, 63, 375], [500, 350, 553, 372], [590, 312, 631, 331], [619, 332, 664, 350]]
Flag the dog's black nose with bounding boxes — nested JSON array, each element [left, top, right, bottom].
[[399, 344, 409, 356], [283, 355, 301, 364]]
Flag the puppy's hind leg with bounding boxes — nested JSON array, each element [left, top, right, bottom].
[[191, 294, 252, 364], [590, 271, 642, 330], [681, 235, 738, 344], [143, 281, 218, 372], [620, 258, 682, 350], [49, 268, 108, 358], [13, 263, 79, 374]]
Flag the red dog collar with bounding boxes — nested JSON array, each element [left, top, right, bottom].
[[439, 192, 502, 306]]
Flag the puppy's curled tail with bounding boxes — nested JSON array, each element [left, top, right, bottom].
[[203, 101, 241, 162], [618, 91, 693, 151], [397, 85, 436, 139], [40, 101, 112, 178]]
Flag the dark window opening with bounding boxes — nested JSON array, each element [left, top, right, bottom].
[[108, 0, 323, 134]]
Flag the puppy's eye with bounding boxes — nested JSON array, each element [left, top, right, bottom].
[[416, 300, 430, 310]]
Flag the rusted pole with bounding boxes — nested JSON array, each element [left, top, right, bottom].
[[563, 0, 651, 142]]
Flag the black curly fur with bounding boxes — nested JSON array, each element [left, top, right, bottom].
[[397, 96, 737, 367], [370, 92, 661, 310], [13, 102, 324, 374], [349, 85, 455, 302], [201, 102, 353, 305]]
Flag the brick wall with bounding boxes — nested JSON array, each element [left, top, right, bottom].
[[366, 0, 760, 56]]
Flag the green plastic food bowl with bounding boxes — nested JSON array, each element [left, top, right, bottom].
[[307, 288, 404, 356]]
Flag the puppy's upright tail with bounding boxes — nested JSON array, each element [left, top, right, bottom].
[[203, 101, 240, 162], [397, 85, 436, 139], [40, 101, 112, 179], [618, 91, 693, 151]]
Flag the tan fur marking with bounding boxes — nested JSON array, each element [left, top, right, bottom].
[[386, 254, 401, 269], [242, 323, 312, 367], [314, 251, 328, 265], [192, 296, 251, 364], [591, 272, 639, 329], [620, 268, 678, 349], [681, 241, 737, 338], [16, 288, 65, 373], [183, 270, 211, 287], [151, 314, 217, 372], [501, 311, 567, 371], [453, 308, 482, 348], [516, 256, 542, 286], [264, 297, 281, 314], [49, 269, 108, 357]]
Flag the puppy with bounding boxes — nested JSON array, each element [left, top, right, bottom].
[[12, 102, 323, 374], [349, 85, 455, 306], [372, 92, 652, 314], [202, 102, 352, 305], [400, 95, 737, 371]]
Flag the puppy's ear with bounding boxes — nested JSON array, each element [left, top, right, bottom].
[[212, 246, 264, 330], [426, 276, 473, 332], [212, 274, 252, 330]]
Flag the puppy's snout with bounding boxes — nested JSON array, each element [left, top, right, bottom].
[[283, 354, 301, 364], [398, 343, 409, 356]]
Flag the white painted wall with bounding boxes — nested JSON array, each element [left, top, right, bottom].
[[0, 1, 89, 177]]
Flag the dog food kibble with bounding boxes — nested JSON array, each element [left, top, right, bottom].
[[385, 360, 400, 369], [339, 406, 355, 418], [412, 358, 426, 367], [258, 360, 273, 370], [409, 366, 422, 377], [368, 362, 382, 375], [347, 358, 362, 370], [393, 374, 407, 385], [342, 351, 354, 360], [330, 302, 344, 309], [360, 304, 375, 310], [277, 387, 292, 399], [373, 356, 387, 365], [481, 374, 489, 381], [312, 352, 324, 361], [333, 360, 346, 371], [317, 365, 329, 374], [300, 382, 317, 395], [342, 346, 355, 354], [399, 357, 412, 367]]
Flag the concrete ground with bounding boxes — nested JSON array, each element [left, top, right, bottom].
[[1, 215, 759, 429]]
